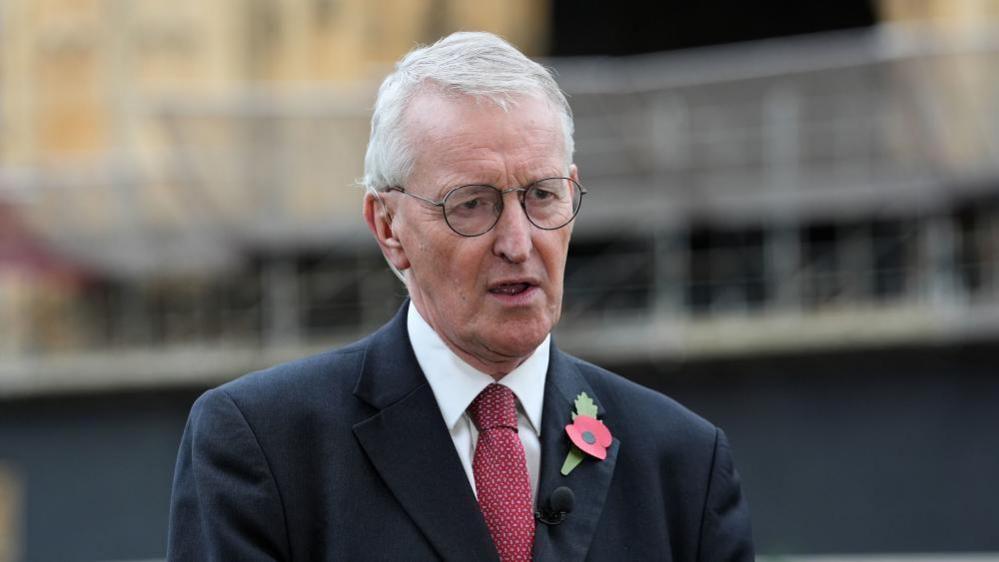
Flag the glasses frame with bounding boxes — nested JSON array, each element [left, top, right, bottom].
[[385, 177, 586, 238]]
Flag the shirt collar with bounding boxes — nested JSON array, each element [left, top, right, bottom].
[[407, 303, 548, 436]]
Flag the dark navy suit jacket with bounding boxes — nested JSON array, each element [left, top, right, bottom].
[[167, 303, 754, 561]]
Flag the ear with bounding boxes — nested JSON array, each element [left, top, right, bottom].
[[363, 192, 411, 271]]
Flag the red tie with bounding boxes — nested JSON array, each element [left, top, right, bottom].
[[467, 384, 536, 562]]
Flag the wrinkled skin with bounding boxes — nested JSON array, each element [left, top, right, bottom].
[[364, 90, 578, 378]]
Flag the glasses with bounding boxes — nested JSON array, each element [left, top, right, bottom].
[[386, 177, 586, 237]]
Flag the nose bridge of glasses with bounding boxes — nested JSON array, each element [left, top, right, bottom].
[[499, 186, 529, 210], [494, 187, 529, 222]]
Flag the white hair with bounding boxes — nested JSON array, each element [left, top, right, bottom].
[[362, 31, 575, 194]]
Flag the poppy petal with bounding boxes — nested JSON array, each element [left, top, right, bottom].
[[566, 424, 608, 460], [572, 415, 613, 448]]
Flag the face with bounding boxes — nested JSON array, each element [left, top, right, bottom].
[[364, 90, 578, 376]]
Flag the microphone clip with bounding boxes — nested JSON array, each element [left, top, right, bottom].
[[534, 508, 569, 525], [535, 486, 574, 526]]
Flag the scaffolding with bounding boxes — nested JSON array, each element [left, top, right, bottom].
[[1, 25, 998, 393]]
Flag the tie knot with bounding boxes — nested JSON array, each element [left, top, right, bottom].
[[468, 384, 518, 432]]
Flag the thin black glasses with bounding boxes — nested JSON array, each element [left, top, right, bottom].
[[386, 177, 586, 237]]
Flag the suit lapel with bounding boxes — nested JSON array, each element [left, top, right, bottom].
[[533, 348, 620, 562], [352, 304, 498, 562]]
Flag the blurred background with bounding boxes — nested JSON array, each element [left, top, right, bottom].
[[1, 0, 998, 560]]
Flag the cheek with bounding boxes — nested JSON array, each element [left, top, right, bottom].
[[421, 238, 477, 295], [539, 234, 571, 276]]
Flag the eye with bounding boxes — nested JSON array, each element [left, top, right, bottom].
[[528, 185, 558, 201], [446, 185, 500, 217]]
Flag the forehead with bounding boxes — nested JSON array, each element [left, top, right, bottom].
[[402, 89, 567, 185]]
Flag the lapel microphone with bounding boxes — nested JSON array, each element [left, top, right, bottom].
[[535, 486, 575, 525]]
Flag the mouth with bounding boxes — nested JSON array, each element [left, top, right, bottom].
[[489, 282, 534, 296], [488, 279, 540, 301]]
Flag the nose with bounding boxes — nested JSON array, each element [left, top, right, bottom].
[[491, 191, 532, 263]]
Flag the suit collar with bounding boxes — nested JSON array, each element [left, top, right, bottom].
[[351, 302, 426, 410], [533, 346, 621, 562], [352, 302, 499, 561]]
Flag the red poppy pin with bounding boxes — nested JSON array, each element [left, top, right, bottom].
[[560, 392, 613, 476]]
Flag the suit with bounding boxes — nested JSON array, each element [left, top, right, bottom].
[[167, 302, 753, 560]]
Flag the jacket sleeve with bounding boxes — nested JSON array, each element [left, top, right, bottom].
[[167, 388, 290, 561], [697, 428, 755, 562]]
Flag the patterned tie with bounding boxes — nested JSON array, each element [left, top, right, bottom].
[[467, 383, 536, 562]]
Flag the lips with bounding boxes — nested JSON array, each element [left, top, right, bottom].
[[488, 279, 539, 296], [489, 283, 531, 295]]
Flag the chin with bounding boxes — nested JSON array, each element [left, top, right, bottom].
[[486, 319, 553, 357]]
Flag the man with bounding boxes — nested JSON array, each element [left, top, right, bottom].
[[167, 32, 753, 561]]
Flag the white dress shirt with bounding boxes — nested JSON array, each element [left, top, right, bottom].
[[407, 304, 548, 503]]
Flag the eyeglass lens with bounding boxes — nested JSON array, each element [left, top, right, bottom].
[[443, 178, 582, 236]]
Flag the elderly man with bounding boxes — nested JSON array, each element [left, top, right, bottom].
[[167, 32, 753, 561]]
